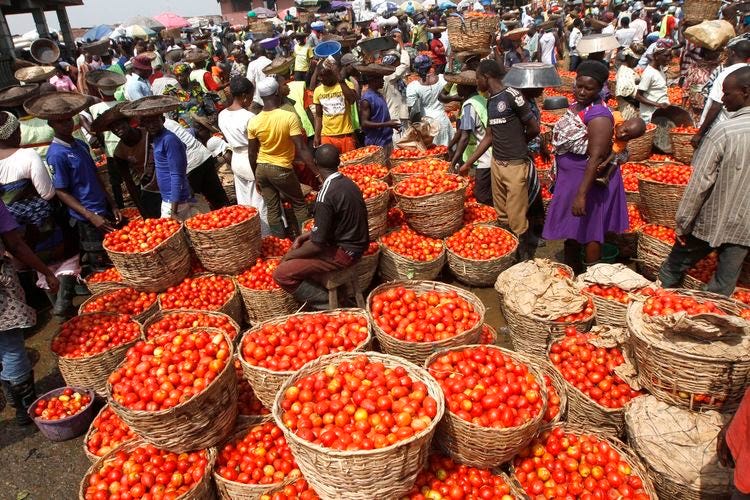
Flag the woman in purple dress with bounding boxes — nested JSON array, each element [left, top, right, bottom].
[[542, 60, 628, 270]]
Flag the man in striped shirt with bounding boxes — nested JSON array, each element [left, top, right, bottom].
[[659, 66, 750, 296]]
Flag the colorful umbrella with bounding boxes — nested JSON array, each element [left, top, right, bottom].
[[124, 15, 165, 31], [153, 12, 190, 29], [126, 25, 155, 39], [81, 24, 113, 42]]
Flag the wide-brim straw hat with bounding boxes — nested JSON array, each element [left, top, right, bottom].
[[15, 65, 56, 83], [91, 102, 128, 133], [352, 63, 397, 76], [182, 48, 210, 64], [0, 84, 40, 108], [81, 38, 111, 56], [262, 56, 294, 75], [444, 70, 477, 85], [120, 95, 180, 117], [86, 70, 126, 95], [23, 91, 95, 120], [504, 27, 529, 41]]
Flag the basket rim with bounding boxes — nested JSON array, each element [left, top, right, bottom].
[[83, 404, 136, 462], [636, 176, 689, 188], [271, 350, 445, 458], [29, 386, 97, 425], [184, 207, 260, 234], [340, 145, 384, 164], [392, 174, 467, 200], [141, 308, 241, 339], [157, 275, 238, 311], [102, 222, 184, 256], [445, 224, 518, 263], [52, 311, 143, 362], [378, 229, 446, 264]]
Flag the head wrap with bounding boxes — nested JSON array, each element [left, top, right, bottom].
[[257, 77, 279, 97], [0, 111, 19, 141], [382, 52, 400, 66], [173, 63, 191, 76], [653, 38, 675, 54], [576, 60, 609, 86], [414, 54, 433, 77]]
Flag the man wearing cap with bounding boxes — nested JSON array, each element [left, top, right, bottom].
[[313, 61, 358, 152], [248, 77, 316, 237], [124, 55, 154, 101]]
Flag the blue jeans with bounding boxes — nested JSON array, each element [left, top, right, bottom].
[[659, 234, 749, 296], [0, 328, 32, 384]]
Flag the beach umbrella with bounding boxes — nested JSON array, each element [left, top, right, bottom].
[[249, 7, 276, 18], [153, 12, 190, 29], [124, 15, 165, 31], [126, 25, 155, 39], [82, 24, 113, 42]]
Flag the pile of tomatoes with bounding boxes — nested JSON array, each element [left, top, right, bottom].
[[370, 286, 481, 343], [87, 267, 122, 284], [159, 275, 235, 311], [363, 241, 379, 256], [103, 218, 181, 253], [479, 324, 496, 344], [668, 87, 684, 104], [392, 159, 451, 175], [391, 145, 448, 159], [543, 375, 562, 423], [241, 312, 369, 372], [108, 328, 231, 411], [144, 310, 238, 341], [394, 173, 463, 197], [340, 163, 389, 180], [686, 252, 718, 284], [380, 226, 444, 262], [446, 224, 516, 261], [403, 455, 515, 500], [533, 153, 553, 170], [642, 289, 726, 316], [350, 176, 388, 199], [185, 205, 256, 231], [260, 478, 319, 500], [261, 236, 292, 258], [513, 427, 651, 499], [52, 313, 141, 358], [81, 287, 157, 317], [464, 177, 476, 201], [86, 405, 137, 458], [234, 360, 268, 416], [672, 125, 699, 134], [340, 145, 380, 163], [463, 202, 496, 224], [216, 421, 298, 485], [640, 164, 692, 185], [733, 288, 750, 306], [119, 207, 141, 221], [582, 284, 631, 304], [549, 330, 643, 409], [540, 111, 562, 125], [33, 388, 92, 421], [279, 354, 439, 450], [428, 346, 543, 428], [237, 258, 282, 291], [625, 204, 646, 232], [641, 224, 676, 245], [82, 445, 210, 500], [553, 297, 594, 323]]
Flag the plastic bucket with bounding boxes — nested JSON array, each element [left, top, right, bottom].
[[314, 40, 342, 58], [28, 386, 97, 442]]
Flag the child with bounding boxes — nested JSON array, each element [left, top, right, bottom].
[[595, 113, 646, 186]]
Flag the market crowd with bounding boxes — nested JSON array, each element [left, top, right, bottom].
[[1, 0, 750, 496]]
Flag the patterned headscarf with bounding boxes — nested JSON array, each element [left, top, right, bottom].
[[414, 54, 433, 78], [173, 63, 191, 76], [0, 111, 19, 141], [653, 38, 675, 55]]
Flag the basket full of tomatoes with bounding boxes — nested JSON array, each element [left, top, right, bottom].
[[78, 286, 158, 324], [377, 226, 446, 281], [158, 274, 243, 324], [445, 224, 518, 287], [626, 123, 657, 162], [236, 258, 300, 324], [52, 312, 143, 397], [353, 241, 381, 291], [636, 224, 676, 280], [425, 345, 548, 469], [367, 281, 485, 365], [339, 145, 385, 167], [102, 218, 191, 292], [29, 386, 96, 441], [638, 164, 693, 229], [106, 327, 238, 452], [83, 404, 137, 462], [272, 351, 445, 499], [84, 267, 124, 294], [393, 173, 467, 239], [390, 145, 449, 167], [348, 175, 390, 240], [669, 125, 699, 164], [141, 309, 241, 343], [390, 158, 451, 184], [185, 205, 262, 275]]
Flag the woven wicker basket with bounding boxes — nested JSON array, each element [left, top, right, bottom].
[[272, 351, 444, 500], [626, 125, 656, 162], [84, 279, 124, 295], [341, 145, 386, 167], [108, 328, 238, 452], [447, 15, 497, 52], [78, 289, 159, 324], [624, 189, 640, 205], [354, 248, 380, 291], [79, 440, 217, 500], [480, 323, 498, 344], [425, 345, 548, 468], [669, 130, 695, 164], [394, 175, 466, 238], [636, 226, 674, 280], [365, 187, 389, 240], [104, 225, 191, 292], [585, 292, 629, 328], [158, 277, 244, 325], [684, 0, 723, 23], [237, 282, 299, 325], [238, 309, 372, 409], [445, 226, 518, 287], [390, 151, 447, 167], [628, 293, 750, 412], [141, 309, 241, 342], [681, 272, 708, 290], [54, 312, 142, 398], [559, 73, 575, 89], [638, 177, 686, 228], [515, 353, 569, 425], [186, 211, 262, 275], [82, 404, 136, 463], [377, 236, 446, 281], [367, 281, 485, 365]]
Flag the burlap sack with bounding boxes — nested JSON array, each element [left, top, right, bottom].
[[684, 20, 736, 51], [395, 118, 438, 151]]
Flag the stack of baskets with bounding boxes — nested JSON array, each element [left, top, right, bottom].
[[446, 14, 498, 53]]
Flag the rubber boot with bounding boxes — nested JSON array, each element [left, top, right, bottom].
[[1, 372, 36, 425], [0, 381, 13, 409], [291, 281, 329, 311], [53, 275, 77, 319]]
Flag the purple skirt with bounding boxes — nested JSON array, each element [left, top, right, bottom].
[[542, 152, 629, 244]]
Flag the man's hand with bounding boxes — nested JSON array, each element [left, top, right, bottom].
[[572, 194, 587, 217], [112, 207, 122, 225], [44, 273, 60, 294], [690, 133, 703, 149], [89, 213, 115, 233], [313, 136, 321, 148], [291, 232, 312, 250], [389, 120, 402, 129]]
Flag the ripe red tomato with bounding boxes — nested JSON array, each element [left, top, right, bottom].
[[144, 310, 239, 341], [390, 145, 448, 160], [52, 313, 141, 358], [234, 360, 269, 417], [81, 287, 157, 316], [159, 275, 235, 311], [446, 224, 516, 260], [103, 218, 181, 253], [642, 289, 726, 317], [339, 146, 380, 163], [403, 454, 514, 499], [392, 158, 451, 175], [339, 162, 389, 181], [463, 202, 497, 225], [87, 267, 122, 284], [260, 478, 319, 500], [380, 226, 444, 262], [394, 173, 462, 198], [641, 223, 676, 245], [386, 207, 406, 229], [261, 236, 293, 258], [237, 258, 283, 291], [34, 388, 92, 421], [86, 405, 137, 458], [640, 163, 692, 185], [185, 205, 257, 231]]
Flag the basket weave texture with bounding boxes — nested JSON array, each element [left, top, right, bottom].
[[377, 234, 446, 281], [394, 175, 466, 239], [636, 227, 673, 280], [669, 130, 695, 164], [626, 125, 655, 162], [237, 282, 299, 324], [341, 145, 385, 167], [140, 309, 241, 341], [445, 225, 518, 287], [186, 212, 262, 275], [354, 248, 380, 291], [638, 177, 686, 229], [446, 15, 497, 52], [82, 404, 136, 463], [364, 187, 389, 240]]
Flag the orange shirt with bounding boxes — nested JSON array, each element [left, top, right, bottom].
[[611, 110, 626, 154], [727, 387, 750, 493]]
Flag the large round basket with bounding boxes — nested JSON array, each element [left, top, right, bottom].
[[272, 351, 444, 500], [237, 281, 299, 325], [669, 130, 695, 164], [638, 177, 686, 228], [158, 277, 244, 325], [683, 0, 723, 24], [628, 293, 750, 412], [447, 15, 497, 52], [238, 309, 372, 409], [682, 272, 709, 290], [626, 125, 656, 162], [141, 309, 241, 342], [82, 404, 136, 463], [394, 175, 466, 238], [78, 440, 217, 500], [107, 328, 238, 452], [509, 423, 659, 500], [445, 226, 518, 287], [514, 352, 569, 425], [104, 225, 191, 292], [186, 211, 262, 275], [367, 281, 485, 365], [354, 247, 380, 291], [54, 312, 142, 398], [84, 278, 123, 295], [377, 235, 446, 281], [341, 145, 386, 167], [636, 226, 674, 280], [78, 289, 159, 324], [425, 345, 547, 469], [365, 187, 389, 240]]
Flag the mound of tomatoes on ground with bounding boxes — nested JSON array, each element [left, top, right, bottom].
[[370, 286, 481, 343], [52, 313, 141, 358], [237, 258, 283, 291], [86, 405, 137, 458], [81, 287, 157, 317], [144, 310, 238, 341], [186, 205, 256, 230], [403, 455, 515, 500], [446, 224, 516, 260], [33, 388, 91, 421], [159, 275, 235, 311], [279, 354, 439, 450], [380, 226, 444, 262], [104, 218, 181, 253]]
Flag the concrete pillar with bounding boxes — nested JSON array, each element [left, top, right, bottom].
[[56, 7, 74, 59], [31, 8, 50, 38]]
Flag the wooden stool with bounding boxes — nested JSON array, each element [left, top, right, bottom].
[[321, 266, 365, 309]]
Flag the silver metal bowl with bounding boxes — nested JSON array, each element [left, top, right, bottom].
[[576, 34, 620, 55], [502, 62, 562, 89]]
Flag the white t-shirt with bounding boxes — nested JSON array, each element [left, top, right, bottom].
[[615, 28, 636, 47], [246, 56, 272, 105], [630, 18, 647, 44], [569, 28, 582, 56], [602, 24, 615, 35], [151, 76, 179, 96], [539, 32, 556, 64], [163, 119, 211, 174], [638, 65, 668, 123], [0, 148, 55, 200], [217, 107, 256, 181], [700, 63, 750, 126]]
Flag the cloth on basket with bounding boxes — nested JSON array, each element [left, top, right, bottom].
[[577, 263, 653, 291]]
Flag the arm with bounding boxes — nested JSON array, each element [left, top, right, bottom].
[[339, 76, 358, 106], [56, 188, 114, 232], [290, 134, 317, 176], [572, 116, 613, 216], [313, 104, 323, 148], [247, 137, 260, 176], [2, 229, 59, 293], [451, 130, 471, 171], [459, 131, 493, 173], [281, 238, 324, 261], [28, 152, 55, 200], [635, 89, 668, 108], [165, 137, 189, 217], [692, 99, 723, 148], [111, 156, 142, 211], [359, 99, 400, 130], [438, 85, 462, 104]]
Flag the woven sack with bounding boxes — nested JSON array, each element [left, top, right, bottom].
[[445, 225, 518, 287], [272, 351, 444, 500], [368, 280, 485, 365], [186, 210, 262, 275], [394, 174, 466, 238]]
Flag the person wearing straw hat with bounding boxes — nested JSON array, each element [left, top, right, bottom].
[[124, 54, 154, 101], [356, 63, 401, 161], [185, 49, 228, 94]]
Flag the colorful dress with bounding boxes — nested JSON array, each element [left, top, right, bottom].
[[542, 102, 628, 244]]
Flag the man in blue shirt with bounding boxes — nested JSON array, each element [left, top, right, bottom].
[[124, 55, 153, 101], [357, 65, 401, 161]]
